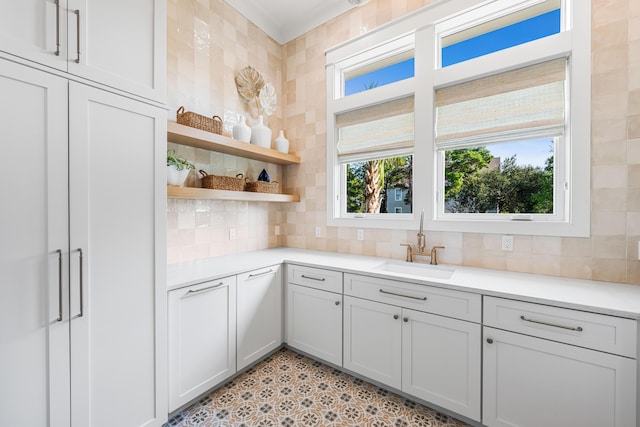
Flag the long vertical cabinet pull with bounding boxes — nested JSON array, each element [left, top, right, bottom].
[[56, 249, 63, 321], [74, 10, 80, 63], [54, 0, 60, 56], [77, 248, 84, 317]]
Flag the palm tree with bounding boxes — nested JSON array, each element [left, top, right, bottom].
[[363, 157, 408, 213]]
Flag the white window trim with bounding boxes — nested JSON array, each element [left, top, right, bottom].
[[326, 0, 590, 236]]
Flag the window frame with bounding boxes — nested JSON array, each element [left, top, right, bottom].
[[326, 0, 590, 236]]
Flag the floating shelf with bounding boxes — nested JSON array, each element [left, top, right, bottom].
[[167, 121, 300, 165], [167, 186, 300, 203]]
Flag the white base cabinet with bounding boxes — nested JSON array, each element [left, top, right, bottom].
[[285, 265, 343, 366], [343, 296, 402, 388], [237, 265, 282, 370], [168, 277, 237, 412], [483, 296, 637, 427], [483, 327, 636, 427], [343, 274, 482, 421]]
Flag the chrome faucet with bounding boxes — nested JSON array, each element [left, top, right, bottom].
[[400, 210, 445, 265]]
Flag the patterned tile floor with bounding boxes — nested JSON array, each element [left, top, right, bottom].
[[164, 348, 472, 427]]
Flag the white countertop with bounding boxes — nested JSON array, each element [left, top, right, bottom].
[[167, 248, 640, 319]]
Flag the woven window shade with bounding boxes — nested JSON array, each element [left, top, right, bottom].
[[336, 96, 414, 163], [435, 58, 566, 149]]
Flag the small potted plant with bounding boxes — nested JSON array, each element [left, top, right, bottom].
[[167, 149, 195, 186]]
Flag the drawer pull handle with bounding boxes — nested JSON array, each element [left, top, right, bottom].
[[520, 315, 583, 332], [379, 289, 427, 301], [185, 282, 224, 296], [54, 0, 60, 56], [56, 249, 63, 321], [74, 10, 80, 63], [248, 269, 274, 278], [301, 274, 325, 281]]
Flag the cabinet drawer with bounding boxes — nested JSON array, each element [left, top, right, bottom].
[[344, 274, 481, 323], [484, 296, 637, 358], [287, 264, 343, 293]]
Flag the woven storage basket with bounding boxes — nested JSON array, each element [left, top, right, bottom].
[[245, 180, 280, 194], [199, 170, 245, 191], [177, 106, 223, 135]]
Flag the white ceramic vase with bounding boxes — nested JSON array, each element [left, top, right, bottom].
[[250, 115, 272, 149], [232, 116, 252, 142], [274, 130, 289, 154], [167, 165, 191, 186]]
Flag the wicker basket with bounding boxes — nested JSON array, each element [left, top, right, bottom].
[[199, 170, 245, 191], [245, 180, 280, 194], [177, 106, 223, 135]]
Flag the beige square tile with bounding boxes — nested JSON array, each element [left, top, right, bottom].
[[561, 237, 593, 257], [592, 188, 628, 211], [592, 235, 628, 259], [592, 165, 628, 188], [592, 211, 627, 235], [592, 258, 628, 282]]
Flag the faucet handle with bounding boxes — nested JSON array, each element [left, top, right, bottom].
[[400, 243, 413, 262], [430, 245, 445, 265]]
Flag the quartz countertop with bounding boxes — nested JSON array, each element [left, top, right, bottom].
[[167, 248, 640, 319]]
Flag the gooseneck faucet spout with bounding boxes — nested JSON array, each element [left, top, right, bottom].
[[417, 210, 425, 252]]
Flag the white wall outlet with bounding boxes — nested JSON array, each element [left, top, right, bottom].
[[229, 228, 237, 241], [275, 225, 281, 236], [501, 235, 514, 251], [315, 226, 321, 238], [357, 229, 364, 241]]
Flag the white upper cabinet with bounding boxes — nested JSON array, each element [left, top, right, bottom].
[[66, 0, 166, 102], [0, 0, 166, 102], [0, 0, 68, 71]]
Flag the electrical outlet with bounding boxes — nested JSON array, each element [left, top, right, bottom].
[[315, 226, 321, 238], [501, 235, 513, 251], [275, 225, 281, 236], [357, 229, 364, 241], [229, 228, 237, 241]]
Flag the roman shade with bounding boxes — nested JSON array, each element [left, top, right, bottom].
[[336, 96, 414, 163], [435, 58, 567, 149]]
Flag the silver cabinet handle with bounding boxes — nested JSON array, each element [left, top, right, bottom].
[[56, 249, 63, 321], [403, 317, 409, 323], [74, 9, 80, 63], [393, 314, 399, 320], [184, 282, 224, 297], [379, 289, 427, 301], [54, 0, 60, 56], [76, 248, 84, 317], [248, 269, 274, 278], [520, 315, 583, 332], [301, 274, 325, 281], [486, 338, 494, 344]]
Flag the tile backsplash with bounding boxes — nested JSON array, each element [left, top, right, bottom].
[[167, 0, 639, 285]]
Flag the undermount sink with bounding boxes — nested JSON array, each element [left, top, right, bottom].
[[374, 260, 455, 280]]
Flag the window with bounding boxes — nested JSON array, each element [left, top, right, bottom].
[[326, 0, 590, 236]]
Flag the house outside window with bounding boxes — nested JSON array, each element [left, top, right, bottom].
[[326, 0, 590, 236]]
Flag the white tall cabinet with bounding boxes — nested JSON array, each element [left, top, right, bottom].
[[0, 33, 166, 427], [0, 56, 70, 427]]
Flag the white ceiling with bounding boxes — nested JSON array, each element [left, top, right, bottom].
[[224, 0, 357, 45]]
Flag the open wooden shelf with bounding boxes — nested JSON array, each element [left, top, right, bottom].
[[167, 121, 300, 165], [167, 186, 300, 202]]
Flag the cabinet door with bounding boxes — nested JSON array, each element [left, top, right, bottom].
[[67, 0, 166, 102], [286, 284, 343, 366], [237, 265, 282, 370], [402, 309, 481, 421], [483, 327, 637, 427], [68, 82, 167, 427], [0, 0, 67, 71], [168, 278, 237, 412], [343, 296, 402, 389], [0, 59, 69, 427]]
